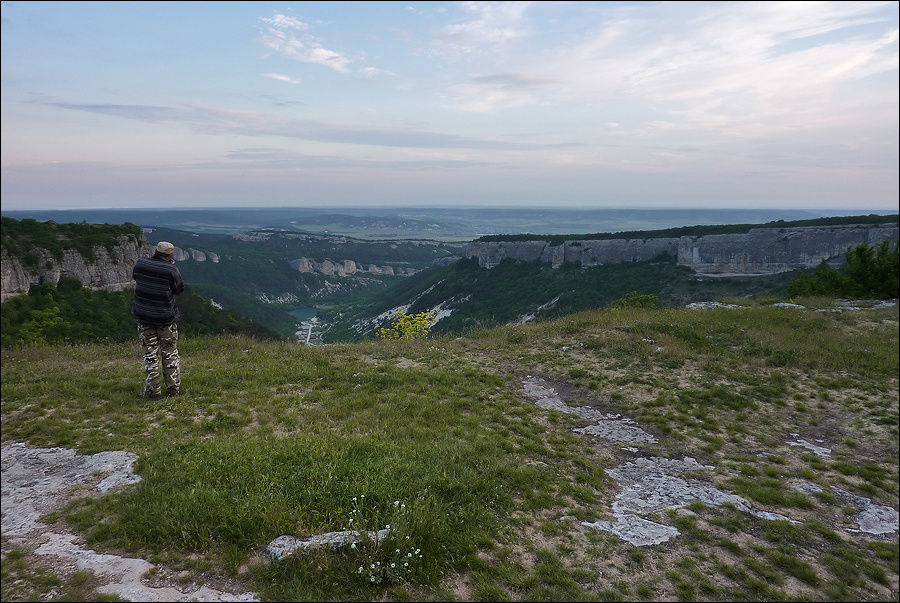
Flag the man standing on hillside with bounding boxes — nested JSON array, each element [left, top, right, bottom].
[[132, 241, 185, 399]]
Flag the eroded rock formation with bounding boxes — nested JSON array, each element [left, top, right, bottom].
[[1, 235, 152, 302], [465, 223, 899, 275], [288, 257, 400, 277]]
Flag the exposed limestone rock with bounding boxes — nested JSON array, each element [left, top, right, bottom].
[[35, 533, 257, 602], [319, 259, 338, 276], [465, 223, 898, 275], [833, 488, 900, 535], [2, 443, 257, 602], [519, 296, 561, 323], [287, 257, 397, 277], [265, 529, 391, 561], [677, 224, 898, 275], [170, 247, 218, 263], [685, 302, 741, 310], [791, 481, 824, 495], [522, 377, 657, 443], [583, 457, 794, 546], [1, 235, 151, 302], [787, 435, 831, 458], [1, 443, 141, 536], [582, 513, 680, 547], [573, 422, 657, 443]]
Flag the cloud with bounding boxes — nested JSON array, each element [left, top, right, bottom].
[[260, 14, 308, 30], [45, 101, 564, 151], [358, 66, 398, 80], [259, 12, 350, 72], [262, 73, 301, 84], [445, 72, 556, 112], [437, 0, 898, 148], [432, 1, 532, 57], [222, 147, 493, 170]]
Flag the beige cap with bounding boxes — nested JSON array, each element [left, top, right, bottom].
[[156, 241, 175, 255]]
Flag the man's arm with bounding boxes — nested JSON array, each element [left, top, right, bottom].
[[171, 267, 185, 295]]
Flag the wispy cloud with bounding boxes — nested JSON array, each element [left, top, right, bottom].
[[432, 1, 532, 57], [259, 12, 350, 72], [445, 72, 555, 112], [438, 1, 898, 141], [259, 14, 308, 30], [45, 101, 559, 150], [261, 73, 301, 84], [223, 147, 493, 170]]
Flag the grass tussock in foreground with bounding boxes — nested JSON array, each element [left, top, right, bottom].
[[1, 299, 898, 601]]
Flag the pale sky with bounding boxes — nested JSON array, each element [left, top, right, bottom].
[[1, 1, 898, 210]]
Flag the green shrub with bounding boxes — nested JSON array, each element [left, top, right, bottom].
[[788, 241, 898, 299], [613, 291, 659, 309]]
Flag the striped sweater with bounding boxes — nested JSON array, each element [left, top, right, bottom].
[[131, 254, 185, 326]]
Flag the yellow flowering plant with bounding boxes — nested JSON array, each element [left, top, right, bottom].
[[377, 309, 437, 341]]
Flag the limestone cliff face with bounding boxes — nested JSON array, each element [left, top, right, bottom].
[[464, 223, 899, 275], [171, 247, 219, 263], [287, 257, 399, 277], [676, 224, 899, 275], [1, 235, 152, 302]]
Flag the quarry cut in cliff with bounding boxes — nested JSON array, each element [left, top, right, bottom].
[[464, 223, 899, 275], [1, 235, 152, 302]]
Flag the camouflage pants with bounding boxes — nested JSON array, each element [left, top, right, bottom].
[[138, 323, 180, 396]]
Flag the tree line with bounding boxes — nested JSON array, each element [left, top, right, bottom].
[[1, 277, 282, 348]]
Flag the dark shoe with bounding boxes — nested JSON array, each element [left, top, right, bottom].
[[139, 391, 163, 400], [166, 387, 180, 397]]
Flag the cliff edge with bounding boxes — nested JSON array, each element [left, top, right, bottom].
[[465, 223, 899, 275], [1, 234, 152, 302]]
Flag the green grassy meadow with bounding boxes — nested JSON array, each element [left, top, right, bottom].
[[2, 300, 898, 601]]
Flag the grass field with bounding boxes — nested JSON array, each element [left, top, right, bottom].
[[2, 298, 898, 601]]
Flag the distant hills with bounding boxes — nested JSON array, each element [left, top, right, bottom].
[[1, 206, 873, 239]]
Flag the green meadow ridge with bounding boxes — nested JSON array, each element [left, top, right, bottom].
[[2, 300, 898, 601]]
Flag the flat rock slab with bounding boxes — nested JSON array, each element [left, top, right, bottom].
[[583, 457, 793, 546], [787, 436, 831, 458], [2, 442, 141, 536], [582, 513, 680, 547], [685, 302, 740, 309], [2, 443, 257, 602], [573, 422, 657, 443], [521, 377, 657, 443], [35, 533, 257, 602], [833, 488, 900, 535], [266, 528, 391, 560]]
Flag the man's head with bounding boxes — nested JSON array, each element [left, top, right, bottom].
[[156, 241, 175, 262]]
